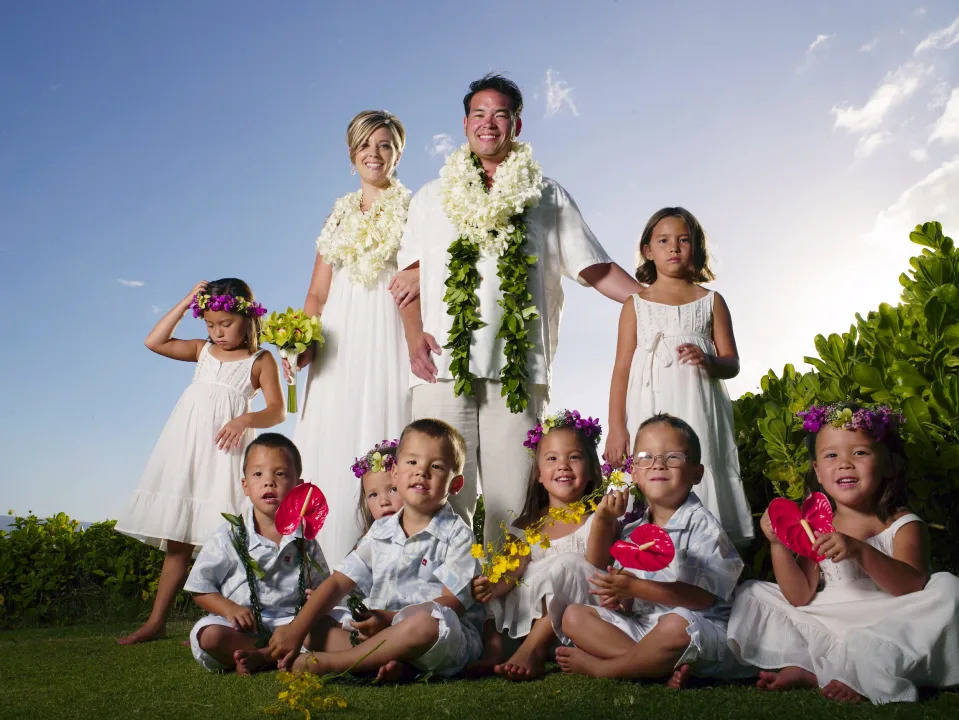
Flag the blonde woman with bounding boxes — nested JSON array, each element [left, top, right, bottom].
[[290, 111, 414, 565]]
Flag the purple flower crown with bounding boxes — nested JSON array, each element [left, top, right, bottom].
[[797, 403, 903, 441], [190, 292, 267, 319], [523, 409, 602, 455], [351, 439, 399, 478]]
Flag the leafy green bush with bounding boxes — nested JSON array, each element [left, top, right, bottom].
[[0, 511, 193, 627], [735, 221, 959, 575]]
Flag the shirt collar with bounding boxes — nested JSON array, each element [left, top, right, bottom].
[[367, 502, 459, 543], [243, 504, 303, 551], [641, 491, 703, 531]]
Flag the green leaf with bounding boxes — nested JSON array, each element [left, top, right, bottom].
[[852, 363, 884, 391], [890, 361, 928, 390]]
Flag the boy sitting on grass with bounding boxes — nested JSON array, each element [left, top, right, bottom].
[[186, 433, 330, 674], [267, 418, 485, 680]]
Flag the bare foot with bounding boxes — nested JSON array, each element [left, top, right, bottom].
[[234, 649, 275, 676], [667, 663, 692, 690], [756, 666, 817, 691], [463, 629, 505, 678], [493, 646, 546, 681], [117, 622, 166, 646], [821, 679, 863, 703], [555, 646, 600, 677], [374, 660, 417, 684]]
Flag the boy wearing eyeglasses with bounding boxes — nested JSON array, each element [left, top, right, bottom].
[[556, 413, 750, 688]]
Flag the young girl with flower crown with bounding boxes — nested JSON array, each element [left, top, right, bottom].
[[604, 207, 753, 545], [727, 403, 959, 704], [115, 278, 285, 645], [470, 410, 606, 681], [352, 440, 403, 533]]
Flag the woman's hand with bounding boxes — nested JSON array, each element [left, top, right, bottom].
[[813, 532, 863, 564], [603, 426, 630, 467], [408, 332, 441, 382], [759, 509, 782, 546], [676, 343, 712, 368], [216, 415, 251, 450], [389, 268, 420, 309], [281, 344, 316, 382]]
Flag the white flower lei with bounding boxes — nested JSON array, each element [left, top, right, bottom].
[[315, 181, 411, 287], [439, 142, 544, 257]]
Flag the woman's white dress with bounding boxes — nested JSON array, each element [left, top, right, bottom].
[[625, 291, 753, 544], [295, 262, 410, 566], [116, 343, 263, 549], [727, 514, 959, 703], [490, 515, 597, 639]]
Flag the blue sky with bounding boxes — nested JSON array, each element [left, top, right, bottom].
[[2, 1, 958, 522]]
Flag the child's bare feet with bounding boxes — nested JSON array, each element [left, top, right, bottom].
[[756, 666, 817, 691], [117, 621, 166, 645], [493, 646, 547, 681], [234, 648, 275, 676], [374, 660, 417, 684], [821, 679, 863, 703], [666, 663, 692, 689], [463, 631, 505, 678], [555, 646, 599, 676]]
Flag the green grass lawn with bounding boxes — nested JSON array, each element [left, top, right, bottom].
[[1, 621, 957, 720]]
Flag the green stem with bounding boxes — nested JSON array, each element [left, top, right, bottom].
[[287, 381, 297, 414]]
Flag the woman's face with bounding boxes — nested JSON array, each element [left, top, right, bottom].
[[353, 126, 400, 188]]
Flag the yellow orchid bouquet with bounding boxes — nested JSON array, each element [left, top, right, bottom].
[[259, 308, 323, 413]]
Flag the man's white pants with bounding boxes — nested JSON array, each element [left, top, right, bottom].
[[411, 379, 548, 544]]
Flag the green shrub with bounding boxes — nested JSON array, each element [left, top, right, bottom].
[[734, 221, 959, 575], [0, 511, 193, 627]]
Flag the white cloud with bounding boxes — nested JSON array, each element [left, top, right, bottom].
[[807, 33, 833, 56], [117, 279, 145, 287], [544, 68, 579, 118], [427, 133, 454, 157], [930, 87, 959, 144], [910, 147, 929, 161], [861, 155, 959, 245], [854, 131, 891, 159], [151, 304, 163, 314], [831, 62, 928, 133], [860, 38, 879, 52], [914, 15, 959, 54], [929, 82, 951, 110], [915, 7, 927, 17]]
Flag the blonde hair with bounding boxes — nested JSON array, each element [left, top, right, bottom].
[[346, 110, 406, 165]]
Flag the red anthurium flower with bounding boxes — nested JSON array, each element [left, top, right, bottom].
[[767, 492, 835, 562], [609, 523, 675, 572], [275, 483, 329, 540]]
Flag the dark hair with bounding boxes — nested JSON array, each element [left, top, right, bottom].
[[803, 403, 907, 522], [634, 413, 703, 464], [516, 426, 604, 527], [634, 208, 715, 285], [202, 277, 262, 352], [243, 432, 303, 478], [463, 73, 523, 118], [356, 443, 399, 532], [398, 418, 467, 476]]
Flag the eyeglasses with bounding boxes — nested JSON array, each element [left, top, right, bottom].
[[632, 452, 688, 468]]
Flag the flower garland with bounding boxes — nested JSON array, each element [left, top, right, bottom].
[[523, 409, 602, 455], [797, 403, 903, 441], [190, 293, 266, 319], [350, 439, 399, 478], [315, 181, 411, 287], [440, 142, 544, 413]]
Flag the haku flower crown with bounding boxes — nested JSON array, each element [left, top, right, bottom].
[[797, 403, 903, 441], [190, 292, 267, 319], [351, 439, 399, 478], [524, 409, 602, 455]]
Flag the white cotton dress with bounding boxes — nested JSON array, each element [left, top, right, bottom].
[[295, 262, 410, 567], [625, 291, 754, 544], [490, 514, 598, 639], [116, 343, 263, 549], [727, 514, 959, 703]]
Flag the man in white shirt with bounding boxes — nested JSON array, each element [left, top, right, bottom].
[[396, 73, 639, 542]]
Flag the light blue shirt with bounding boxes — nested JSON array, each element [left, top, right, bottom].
[[620, 491, 743, 621], [185, 506, 330, 619], [336, 502, 484, 629]]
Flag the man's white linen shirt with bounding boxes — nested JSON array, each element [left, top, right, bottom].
[[184, 506, 330, 620], [396, 177, 612, 388]]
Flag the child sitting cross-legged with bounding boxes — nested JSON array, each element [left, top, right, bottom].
[[266, 418, 485, 679], [557, 413, 748, 687], [186, 433, 330, 674]]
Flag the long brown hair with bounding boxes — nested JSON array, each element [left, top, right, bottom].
[[634, 207, 715, 285]]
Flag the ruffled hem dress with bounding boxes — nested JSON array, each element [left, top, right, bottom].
[[116, 343, 263, 549], [727, 514, 959, 703]]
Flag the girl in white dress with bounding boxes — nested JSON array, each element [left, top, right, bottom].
[[727, 403, 959, 704], [289, 111, 413, 567], [116, 278, 285, 645], [605, 207, 753, 545], [471, 411, 605, 681]]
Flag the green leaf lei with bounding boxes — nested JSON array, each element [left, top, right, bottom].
[[442, 152, 540, 413]]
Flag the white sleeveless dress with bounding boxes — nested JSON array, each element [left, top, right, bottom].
[[727, 514, 959, 703], [295, 261, 411, 566], [116, 343, 263, 549], [490, 514, 598, 639], [624, 291, 753, 544]]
